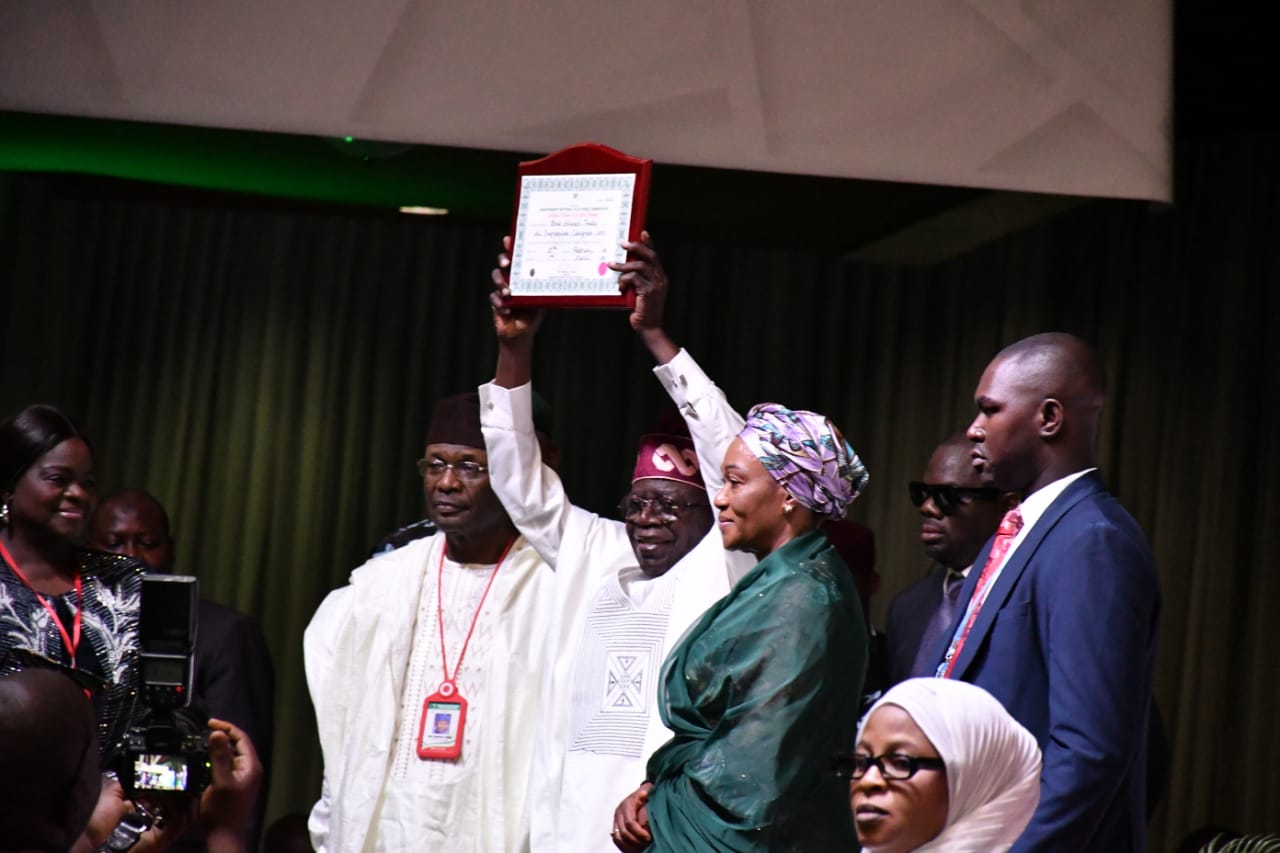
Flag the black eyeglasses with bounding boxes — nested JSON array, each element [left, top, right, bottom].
[[908, 482, 1003, 515], [831, 751, 946, 781], [618, 496, 708, 522], [418, 458, 488, 480]]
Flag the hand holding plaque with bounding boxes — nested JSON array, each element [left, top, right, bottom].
[[507, 143, 652, 308], [490, 236, 545, 343]]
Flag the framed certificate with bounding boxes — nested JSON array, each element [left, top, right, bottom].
[[506, 143, 652, 309]]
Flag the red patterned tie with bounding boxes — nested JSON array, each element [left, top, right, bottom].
[[941, 507, 1023, 678]]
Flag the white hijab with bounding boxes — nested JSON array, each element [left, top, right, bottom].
[[857, 678, 1042, 853]]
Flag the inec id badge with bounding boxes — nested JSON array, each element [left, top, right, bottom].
[[416, 682, 467, 761], [418, 537, 514, 762]]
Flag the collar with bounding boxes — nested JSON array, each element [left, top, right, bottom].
[[1017, 468, 1097, 534]]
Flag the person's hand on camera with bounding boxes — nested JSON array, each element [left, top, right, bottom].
[[130, 798, 196, 853], [71, 774, 194, 853], [200, 718, 263, 853], [69, 774, 133, 853]]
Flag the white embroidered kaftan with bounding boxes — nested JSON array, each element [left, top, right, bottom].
[[304, 533, 554, 853], [478, 348, 755, 853]]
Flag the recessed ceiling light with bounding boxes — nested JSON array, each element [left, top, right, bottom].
[[399, 205, 450, 215]]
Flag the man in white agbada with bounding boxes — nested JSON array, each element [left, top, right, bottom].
[[304, 391, 555, 853], [481, 233, 754, 853]]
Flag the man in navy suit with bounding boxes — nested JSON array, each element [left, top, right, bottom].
[[926, 333, 1161, 852], [884, 433, 1016, 686]]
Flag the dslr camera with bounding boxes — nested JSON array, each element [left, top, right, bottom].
[[115, 575, 211, 799]]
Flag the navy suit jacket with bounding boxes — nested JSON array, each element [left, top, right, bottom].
[[884, 565, 946, 687], [923, 471, 1160, 853]]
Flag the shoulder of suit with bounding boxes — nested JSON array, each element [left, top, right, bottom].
[[889, 566, 946, 602], [197, 598, 264, 636], [198, 597, 251, 620]]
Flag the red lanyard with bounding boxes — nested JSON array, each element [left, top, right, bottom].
[[0, 538, 83, 668], [435, 537, 515, 695]]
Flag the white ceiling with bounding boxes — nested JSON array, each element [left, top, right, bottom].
[[0, 0, 1170, 201]]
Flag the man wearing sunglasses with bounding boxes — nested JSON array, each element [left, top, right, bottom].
[[885, 433, 1017, 685]]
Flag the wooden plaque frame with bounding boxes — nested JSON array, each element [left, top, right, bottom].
[[506, 142, 652, 309]]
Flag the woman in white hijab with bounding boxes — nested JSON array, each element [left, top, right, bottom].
[[844, 678, 1041, 853]]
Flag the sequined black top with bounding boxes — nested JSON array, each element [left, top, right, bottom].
[[0, 548, 146, 761]]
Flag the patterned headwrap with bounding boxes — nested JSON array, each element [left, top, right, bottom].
[[736, 403, 868, 519]]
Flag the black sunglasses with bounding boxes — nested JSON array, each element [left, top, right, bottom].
[[908, 481, 1003, 515]]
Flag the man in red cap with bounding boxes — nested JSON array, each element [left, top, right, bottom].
[[482, 235, 753, 853]]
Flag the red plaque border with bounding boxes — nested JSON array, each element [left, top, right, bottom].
[[506, 142, 652, 309]]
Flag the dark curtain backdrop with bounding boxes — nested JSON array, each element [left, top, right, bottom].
[[2, 136, 1277, 851]]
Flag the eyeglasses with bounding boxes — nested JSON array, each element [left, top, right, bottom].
[[831, 751, 946, 781], [618, 496, 708, 522], [417, 458, 488, 480], [908, 482, 1003, 515]]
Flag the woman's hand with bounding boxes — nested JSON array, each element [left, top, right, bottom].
[[611, 781, 653, 852]]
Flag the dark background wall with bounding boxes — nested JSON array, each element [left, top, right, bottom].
[[2, 131, 1278, 850]]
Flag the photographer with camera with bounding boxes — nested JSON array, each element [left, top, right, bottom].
[[0, 663, 262, 853], [90, 489, 275, 853], [85, 717, 264, 853], [91, 565, 256, 851]]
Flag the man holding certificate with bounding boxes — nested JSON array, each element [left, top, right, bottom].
[[480, 234, 754, 853]]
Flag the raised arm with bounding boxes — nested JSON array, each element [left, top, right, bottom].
[[481, 238, 572, 566], [615, 233, 745, 494], [492, 235, 542, 390], [615, 232, 680, 366]]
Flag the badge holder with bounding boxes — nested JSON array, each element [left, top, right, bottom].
[[416, 537, 514, 762], [416, 679, 467, 761]]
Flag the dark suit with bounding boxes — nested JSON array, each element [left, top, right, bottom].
[[923, 471, 1160, 853], [884, 565, 946, 687], [172, 599, 275, 853]]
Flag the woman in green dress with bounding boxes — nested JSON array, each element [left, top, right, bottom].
[[612, 404, 870, 852]]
